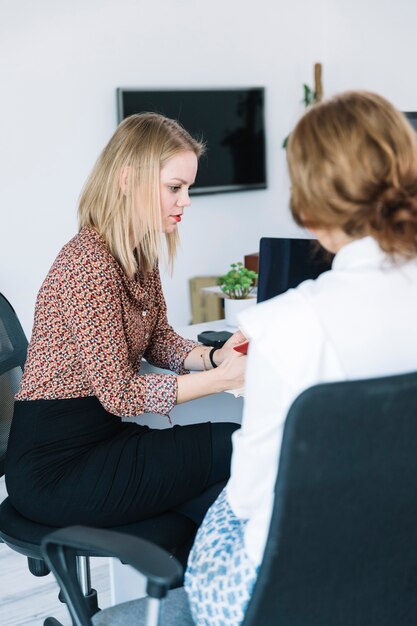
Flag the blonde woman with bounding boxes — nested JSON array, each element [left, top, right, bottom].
[[6, 113, 246, 530], [185, 91, 417, 626]]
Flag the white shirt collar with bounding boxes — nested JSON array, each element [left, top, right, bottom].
[[332, 236, 388, 271]]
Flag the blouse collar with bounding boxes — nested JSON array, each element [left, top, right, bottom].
[[332, 236, 391, 271]]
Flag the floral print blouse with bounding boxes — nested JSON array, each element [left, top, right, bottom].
[[16, 227, 198, 417]]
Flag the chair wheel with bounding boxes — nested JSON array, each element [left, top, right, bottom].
[[28, 556, 50, 576]]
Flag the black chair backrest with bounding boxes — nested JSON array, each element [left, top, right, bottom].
[[256, 237, 333, 303], [243, 370, 417, 626], [0, 294, 28, 476]]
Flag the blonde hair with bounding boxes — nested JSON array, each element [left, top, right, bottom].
[[78, 113, 205, 276], [287, 90, 417, 258]]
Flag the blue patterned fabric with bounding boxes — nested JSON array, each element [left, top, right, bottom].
[[184, 488, 259, 626]]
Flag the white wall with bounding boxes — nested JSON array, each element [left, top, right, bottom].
[[2, 0, 417, 336], [322, 0, 417, 110]]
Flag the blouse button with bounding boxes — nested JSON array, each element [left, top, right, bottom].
[[142, 311, 147, 317], [145, 333, 149, 339]]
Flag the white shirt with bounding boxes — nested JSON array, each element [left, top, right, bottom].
[[227, 236, 417, 567]]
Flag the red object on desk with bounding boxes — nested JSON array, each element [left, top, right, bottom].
[[234, 340, 249, 355]]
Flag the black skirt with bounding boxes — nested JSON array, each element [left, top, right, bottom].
[[5, 397, 216, 527]]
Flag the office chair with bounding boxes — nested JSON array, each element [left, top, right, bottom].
[[42, 369, 417, 626], [0, 292, 196, 625], [256, 236, 333, 303]]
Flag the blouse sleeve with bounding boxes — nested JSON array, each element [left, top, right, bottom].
[[143, 268, 199, 374], [60, 255, 178, 418]]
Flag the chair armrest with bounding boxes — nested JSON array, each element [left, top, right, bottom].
[[42, 525, 183, 599]]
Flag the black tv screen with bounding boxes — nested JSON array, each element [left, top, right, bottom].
[[117, 87, 267, 195]]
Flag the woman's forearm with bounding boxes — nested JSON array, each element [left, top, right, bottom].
[[177, 347, 246, 405], [183, 331, 246, 373], [176, 368, 225, 404], [178, 333, 247, 404], [183, 345, 220, 371]]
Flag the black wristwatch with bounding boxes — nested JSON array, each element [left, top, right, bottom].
[[209, 347, 219, 368]]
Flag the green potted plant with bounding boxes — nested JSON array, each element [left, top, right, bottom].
[[218, 262, 258, 326]]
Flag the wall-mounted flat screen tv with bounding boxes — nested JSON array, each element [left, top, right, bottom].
[[117, 87, 267, 195]]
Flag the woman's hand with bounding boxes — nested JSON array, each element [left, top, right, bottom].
[[215, 349, 247, 391], [177, 348, 246, 404], [177, 331, 248, 404], [213, 330, 247, 366]]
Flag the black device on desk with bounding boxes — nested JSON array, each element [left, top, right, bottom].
[[197, 330, 233, 347], [257, 237, 333, 303]]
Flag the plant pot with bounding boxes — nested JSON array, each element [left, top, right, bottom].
[[224, 297, 256, 327]]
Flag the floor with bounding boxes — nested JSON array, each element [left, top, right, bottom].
[[0, 477, 111, 626]]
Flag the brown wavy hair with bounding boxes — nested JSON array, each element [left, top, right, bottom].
[[287, 91, 417, 259], [78, 113, 205, 277]]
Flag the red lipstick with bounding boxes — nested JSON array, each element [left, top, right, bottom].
[[173, 215, 181, 222]]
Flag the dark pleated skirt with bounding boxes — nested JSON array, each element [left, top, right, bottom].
[[5, 397, 213, 527]]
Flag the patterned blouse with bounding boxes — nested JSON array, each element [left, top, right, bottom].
[[16, 227, 198, 417]]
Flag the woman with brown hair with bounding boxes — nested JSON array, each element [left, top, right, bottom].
[[5, 113, 246, 529], [185, 91, 417, 626]]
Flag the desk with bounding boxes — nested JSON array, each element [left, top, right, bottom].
[[110, 320, 243, 605]]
